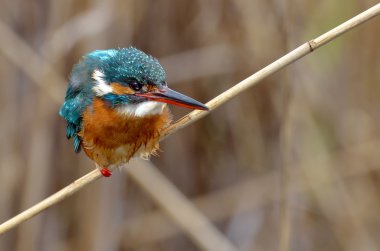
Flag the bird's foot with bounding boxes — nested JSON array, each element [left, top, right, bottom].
[[100, 167, 112, 177]]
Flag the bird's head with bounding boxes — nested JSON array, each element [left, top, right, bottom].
[[71, 47, 208, 117]]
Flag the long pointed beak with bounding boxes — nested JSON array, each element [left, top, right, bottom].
[[135, 86, 209, 110]]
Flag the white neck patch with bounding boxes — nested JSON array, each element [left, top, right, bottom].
[[92, 70, 113, 96], [117, 101, 166, 117]]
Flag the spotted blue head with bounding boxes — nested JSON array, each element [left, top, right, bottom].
[[59, 47, 208, 152]]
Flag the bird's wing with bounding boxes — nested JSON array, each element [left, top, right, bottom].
[[59, 49, 116, 153], [59, 85, 92, 153]]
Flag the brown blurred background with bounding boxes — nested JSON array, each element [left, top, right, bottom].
[[0, 0, 379, 251]]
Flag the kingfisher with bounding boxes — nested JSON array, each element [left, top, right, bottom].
[[59, 47, 208, 177]]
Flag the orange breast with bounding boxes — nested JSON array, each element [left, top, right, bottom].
[[78, 98, 171, 167]]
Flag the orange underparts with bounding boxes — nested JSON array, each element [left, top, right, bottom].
[[79, 98, 172, 168]]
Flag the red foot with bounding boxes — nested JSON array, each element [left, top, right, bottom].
[[100, 167, 112, 177]]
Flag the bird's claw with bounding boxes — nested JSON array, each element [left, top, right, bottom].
[[100, 167, 112, 177]]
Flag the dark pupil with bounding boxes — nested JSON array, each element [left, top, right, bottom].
[[129, 81, 143, 91]]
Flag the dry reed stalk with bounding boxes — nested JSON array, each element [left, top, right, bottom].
[[122, 139, 380, 246], [126, 159, 238, 251], [0, 2, 378, 237]]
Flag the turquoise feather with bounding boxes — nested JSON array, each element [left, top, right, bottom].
[[59, 47, 166, 152]]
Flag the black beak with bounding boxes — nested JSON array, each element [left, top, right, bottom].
[[135, 86, 209, 110]]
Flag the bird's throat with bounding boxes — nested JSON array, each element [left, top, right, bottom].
[[116, 101, 166, 117], [79, 98, 172, 167]]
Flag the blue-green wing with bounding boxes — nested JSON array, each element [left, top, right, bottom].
[[59, 88, 92, 153], [59, 49, 117, 152]]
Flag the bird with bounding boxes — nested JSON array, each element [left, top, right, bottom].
[[59, 47, 208, 177]]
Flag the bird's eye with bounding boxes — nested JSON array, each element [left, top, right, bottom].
[[128, 81, 143, 91]]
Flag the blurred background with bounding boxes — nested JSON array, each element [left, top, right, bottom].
[[0, 0, 379, 251]]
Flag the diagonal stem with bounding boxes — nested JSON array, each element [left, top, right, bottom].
[[0, 3, 379, 236], [161, 3, 380, 138], [126, 159, 238, 251]]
